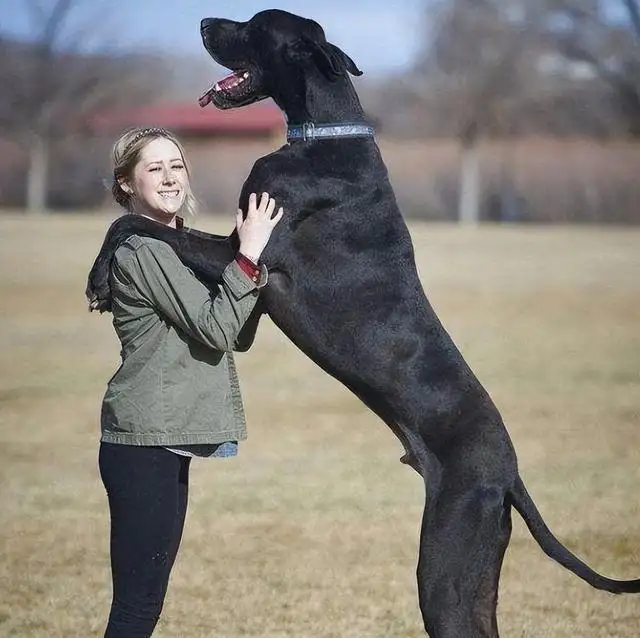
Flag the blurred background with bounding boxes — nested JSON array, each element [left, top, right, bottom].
[[2, 0, 640, 222], [1, 2, 639, 637]]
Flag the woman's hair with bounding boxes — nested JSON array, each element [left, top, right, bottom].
[[111, 126, 198, 217]]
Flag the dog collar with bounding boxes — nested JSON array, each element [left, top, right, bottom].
[[286, 122, 375, 142]]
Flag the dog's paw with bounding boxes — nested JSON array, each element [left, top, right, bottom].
[[87, 293, 112, 313], [85, 214, 139, 314], [85, 266, 113, 313], [86, 288, 112, 313]]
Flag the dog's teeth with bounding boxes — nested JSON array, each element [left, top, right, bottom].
[[243, 72, 249, 79]]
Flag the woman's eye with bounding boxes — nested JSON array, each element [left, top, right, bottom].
[[172, 164, 185, 170], [149, 166, 161, 172]]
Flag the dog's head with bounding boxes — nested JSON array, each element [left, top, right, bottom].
[[198, 9, 362, 111]]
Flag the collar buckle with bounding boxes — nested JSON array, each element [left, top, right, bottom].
[[302, 122, 316, 141]]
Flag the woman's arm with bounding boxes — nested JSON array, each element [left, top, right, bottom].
[[114, 237, 264, 352]]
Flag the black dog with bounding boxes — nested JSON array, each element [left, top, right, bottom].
[[87, 9, 640, 637]]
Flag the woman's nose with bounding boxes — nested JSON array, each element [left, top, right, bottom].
[[162, 169, 176, 183]]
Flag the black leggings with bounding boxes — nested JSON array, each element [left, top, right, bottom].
[[99, 442, 191, 637]]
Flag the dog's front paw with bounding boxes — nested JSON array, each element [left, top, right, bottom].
[[85, 214, 140, 314], [87, 293, 112, 313], [86, 256, 113, 313]]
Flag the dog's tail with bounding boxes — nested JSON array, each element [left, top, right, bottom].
[[509, 475, 640, 593]]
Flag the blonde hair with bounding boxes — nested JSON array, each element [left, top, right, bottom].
[[111, 126, 198, 217]]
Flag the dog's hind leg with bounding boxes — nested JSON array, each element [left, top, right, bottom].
[[417, 483, 512, 638], [471, 499, 512, 638]]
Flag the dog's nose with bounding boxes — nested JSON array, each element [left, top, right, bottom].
[[200, 18, 214, 32]]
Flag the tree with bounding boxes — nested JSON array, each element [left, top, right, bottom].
[[540, 0, 640, 136], [410, 0, 640, 223], [624, 0, 640, 39], [0, 0, 167, 213], [416, 0, 542, 223]]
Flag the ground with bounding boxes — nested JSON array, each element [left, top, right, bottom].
[[0, 214, 638, 637]]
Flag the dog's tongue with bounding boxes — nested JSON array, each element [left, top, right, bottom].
[[198, 72, 240, 108], [218, 72, 241, 90], [198, 88, 215, 108]]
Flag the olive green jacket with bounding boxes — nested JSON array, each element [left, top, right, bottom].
[[100, 235, 265, 446]]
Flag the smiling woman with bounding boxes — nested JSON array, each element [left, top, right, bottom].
[[112, 126, 199, 223], [95, 125, 284, 636]]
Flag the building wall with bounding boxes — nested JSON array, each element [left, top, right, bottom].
[[182, 132, 285, 213]]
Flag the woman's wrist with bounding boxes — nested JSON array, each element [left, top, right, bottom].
[[238, 244, 261, 263], [235, 252, 261, 282], [237, 251, 259, 265]]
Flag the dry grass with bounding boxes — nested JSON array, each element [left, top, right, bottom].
[[0, 214, 639, 637]]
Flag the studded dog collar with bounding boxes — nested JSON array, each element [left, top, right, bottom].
[[286, 122, 375, 142]]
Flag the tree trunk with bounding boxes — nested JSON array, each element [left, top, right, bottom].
[[623, 0, 640, 41], [458, 137, 481, 224], [26, 134, 49, 214]]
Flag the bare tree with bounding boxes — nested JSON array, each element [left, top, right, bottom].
[[416, 0, 542, 223], [6, 0, 87, 212], [540, 0, 640, 136], [0, 0, 168, 213], [624, 0, 640, 39], [409, 0, 640, 223]]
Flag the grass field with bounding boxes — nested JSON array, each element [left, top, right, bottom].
[[0, 214, 639, 637]]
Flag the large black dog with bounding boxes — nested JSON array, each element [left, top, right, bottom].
[[87, 9, 640, 637]]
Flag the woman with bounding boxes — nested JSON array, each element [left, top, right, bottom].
[[97, 126, 282, 637]]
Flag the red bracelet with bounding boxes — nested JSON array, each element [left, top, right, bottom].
[[235, 253, 261, 283]]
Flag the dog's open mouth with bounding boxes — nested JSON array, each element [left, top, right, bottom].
[[198, 69, 253, 108]]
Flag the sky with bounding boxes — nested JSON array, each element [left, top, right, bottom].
[[1, 0, 427, 76]]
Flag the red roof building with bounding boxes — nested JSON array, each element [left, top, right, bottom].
[[88, 100, 285, 138]]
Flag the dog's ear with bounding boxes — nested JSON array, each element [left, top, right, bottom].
[[288, 36, 363, 79]]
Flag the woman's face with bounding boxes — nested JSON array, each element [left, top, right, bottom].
[[125, 137, 188, 223]]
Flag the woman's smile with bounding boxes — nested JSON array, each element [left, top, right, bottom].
[[158, 189, 181, 199]]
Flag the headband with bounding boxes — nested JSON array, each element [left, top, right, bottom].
[[123, 127, 170, 153]]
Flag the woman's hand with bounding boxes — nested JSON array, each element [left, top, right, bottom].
[[236, 192, 284, 263]]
